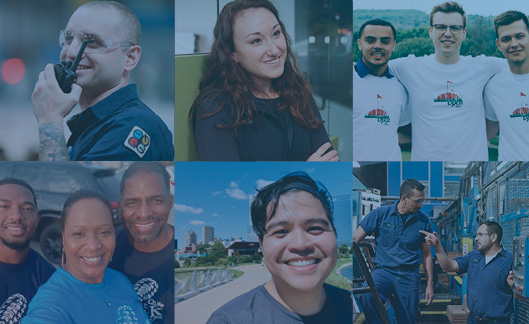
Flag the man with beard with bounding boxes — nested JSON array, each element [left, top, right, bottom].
[[421, 221, 514, 323], [353, 18, 409, 161], [109, 162, 174, 324], [0, 178, 55, 323], [353, 179, 434, 324]]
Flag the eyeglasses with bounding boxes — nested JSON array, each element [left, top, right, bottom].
[[406, 196, 424, 205], [59, 30, 133, 53], [432, 24, 464, 34]]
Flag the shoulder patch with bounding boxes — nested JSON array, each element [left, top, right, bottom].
[[124, 126, 151, 159]]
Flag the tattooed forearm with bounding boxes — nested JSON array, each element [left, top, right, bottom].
[[38, 122, 70, 161]]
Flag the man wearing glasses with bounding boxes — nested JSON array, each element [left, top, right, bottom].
[[421, 221, 514, 323], [32, 1, 173, 161], [388, 1, 505, 161], [353, 179, 434, 324]]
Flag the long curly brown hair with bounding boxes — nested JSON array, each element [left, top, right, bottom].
[[189, 0, 323, 130]]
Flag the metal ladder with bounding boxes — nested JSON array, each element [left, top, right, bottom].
[[352, 241, 392, 324]]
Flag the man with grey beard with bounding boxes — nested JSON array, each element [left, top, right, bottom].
[[109, 162, 174, 324]]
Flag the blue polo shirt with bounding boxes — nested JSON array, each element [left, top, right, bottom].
[[455, 248, 513, 318], [359, 202, 432, 269], [66, 84, 174, 161], [355, 57, 394, 78]]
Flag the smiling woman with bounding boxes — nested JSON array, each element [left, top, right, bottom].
[[21, 190, 151, 324], [189, 0, 338, 162], [206, 171, 352, 324]]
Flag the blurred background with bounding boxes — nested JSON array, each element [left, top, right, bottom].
[[175, 0, 353, 160], [0, 0, 174, 161]]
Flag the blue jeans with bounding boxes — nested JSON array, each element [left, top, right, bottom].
[[359, 266, 421, 324]]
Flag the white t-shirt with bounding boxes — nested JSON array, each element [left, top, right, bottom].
[[389, 55, 506, 161], [485, 69, 529, 161], [353, 68, 409, 161]]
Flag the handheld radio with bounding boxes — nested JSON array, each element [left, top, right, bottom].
[[54, 39, 88, 93]]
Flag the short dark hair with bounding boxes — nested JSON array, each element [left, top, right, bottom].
[[0, 178, 37, 206], [494, 10, 529, 38], [481, 221, 503, 244], [120, 162, 171, 197], [358, 19, 397, 40], [251, 171, 335, 241], [62, 190, 112, 230], [430, 2, 466, 28], [79, 1, 141, 45], [400, 179, 425, 197]]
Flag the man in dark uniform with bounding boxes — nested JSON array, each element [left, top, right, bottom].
[[109, 162, 174, 324], [32, 1, 173, 161], [353, 178, 434, 323], [422, 221, 514, 323], [0, 178, 55, 323]]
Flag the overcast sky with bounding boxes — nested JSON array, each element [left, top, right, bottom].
[[354, 0, 529, 17]]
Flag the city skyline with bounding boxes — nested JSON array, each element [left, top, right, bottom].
[[174, 162, 353, 247]]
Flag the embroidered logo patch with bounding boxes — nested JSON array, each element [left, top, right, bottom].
[[124, 126, 151, 159], [433, 80, 463, 107]]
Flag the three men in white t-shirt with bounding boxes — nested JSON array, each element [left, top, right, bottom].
[[354, 2, 528, 161]]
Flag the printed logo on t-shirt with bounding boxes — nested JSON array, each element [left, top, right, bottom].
[[509, 92, 529, 121], [433, 81, 463, 107], [116, 305, 147, 324], [0, 293, 27, 324], [134, 278, 164, 322], [364, 94, 390, 125], [124, 126, 151, 159]]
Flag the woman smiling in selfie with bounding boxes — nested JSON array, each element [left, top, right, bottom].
[[190, 0, 338, 161], [22, 190, 150, 324]]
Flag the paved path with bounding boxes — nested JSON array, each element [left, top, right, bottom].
[[175, 264, 271, 324]]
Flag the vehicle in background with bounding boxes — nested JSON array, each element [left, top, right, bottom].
[[0, 162, 121, 264]]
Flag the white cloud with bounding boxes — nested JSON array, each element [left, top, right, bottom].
[[256, 179, 274, 189], [174, 204, 204, 214], [190, 220, 205, 225], [212, 191, 223, 196], [212, 213, 219, 217], [304, 168, 316, 173], [226, 181, 247, 200]]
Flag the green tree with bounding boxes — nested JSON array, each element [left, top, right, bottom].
[[339, 244, 350, 256], [210, 241, 227, 259], [183, 258, 191, 267], [197, 243, 211, 256]]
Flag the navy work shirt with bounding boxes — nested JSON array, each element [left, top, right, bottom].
[[359, 201, 432, 268], [66, 84, 174, 161], [455, 248, 513, 318], [355, 57, 394, 78]]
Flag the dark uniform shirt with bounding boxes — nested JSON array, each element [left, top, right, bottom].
[[108, 226, 174, 324], [0, 249, 55, 323], [66, 84, 174, 161], [455, 248, 513, 318], [359, 201, 432, 269]]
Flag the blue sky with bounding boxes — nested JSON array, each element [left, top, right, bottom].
[[354, 0, 529, 17], [174, 162, 352, 247]]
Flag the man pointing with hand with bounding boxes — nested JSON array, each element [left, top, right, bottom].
[[420, 221, 514, 324]]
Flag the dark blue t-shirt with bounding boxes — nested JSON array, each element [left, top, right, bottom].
[[0, 249, 55, 323], [66, 84, 174, 161], [359, 202, 432, 268], [455, 248, 513, 318], [108, 226, 174, 324]]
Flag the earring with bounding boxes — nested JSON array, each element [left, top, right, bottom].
[[61, 251, 65, 267]]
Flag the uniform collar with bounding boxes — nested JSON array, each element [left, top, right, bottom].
[[90, 84, 139, 119], [355, 57, 394, 78]]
